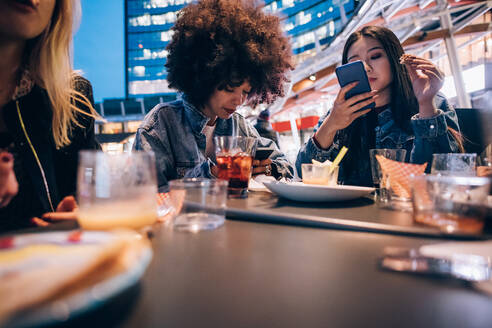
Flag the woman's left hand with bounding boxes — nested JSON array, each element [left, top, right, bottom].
[[400, 54, 443, 117], [252, 159, 273, 176], [31, 196, 78, 227]]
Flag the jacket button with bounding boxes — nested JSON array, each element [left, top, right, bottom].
[[19, 142, 25, 146]]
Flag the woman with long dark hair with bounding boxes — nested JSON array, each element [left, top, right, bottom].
[[296, 26, 461, 186]]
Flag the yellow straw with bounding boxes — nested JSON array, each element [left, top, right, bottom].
[[330, 146, 348, 173]]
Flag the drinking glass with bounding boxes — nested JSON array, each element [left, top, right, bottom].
[[369, 149, 407, 209], [77, 151, 158, 230], [301, 164, 339, 186], [477, 146, 492, 177], [431, 153, 477, 176], [169, 178, 228, 232], [411, 175, 490, 235], [215, 136, 257, 198], [370, 149, 407, 187]]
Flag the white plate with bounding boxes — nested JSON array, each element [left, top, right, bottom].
[[1, 231, 152, 328], [263, 181, 375, 202]]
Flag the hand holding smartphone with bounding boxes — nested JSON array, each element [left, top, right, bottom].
[[335, 60, 375, 112], [255, 147, 274, 161], [312, 60, 377, 149]]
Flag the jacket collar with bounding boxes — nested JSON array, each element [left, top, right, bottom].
[[377, 106, 393, 126], [182, 94, 211, 135], [182, 94, 234, 136], [12, 69, 35, 101]]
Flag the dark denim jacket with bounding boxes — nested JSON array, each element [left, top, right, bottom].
[[296, 94, 460, 186], [133, 96, 294, 192]]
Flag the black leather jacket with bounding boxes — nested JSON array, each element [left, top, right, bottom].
[[1, 78, 99, 231]]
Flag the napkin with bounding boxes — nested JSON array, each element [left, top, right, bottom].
[[249, 175, 278, 192], [312, 159, 333, 166], [157, 192, 174, 221], [375, 155, 427, 198]]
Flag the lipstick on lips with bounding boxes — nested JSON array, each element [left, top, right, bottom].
[[10, 0, 38, 10], [18, 0, 38, 6], [223, 108, 235, 115]]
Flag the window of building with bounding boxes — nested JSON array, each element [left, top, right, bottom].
[[134, 0, 193, 10], [298, 11, 312, 26], [161, 30, 174, 42], [129, 79, 175, 95], [129, 11, 177, 27], [129, 13, 151, 27], [133, 66, 146, 77], [282, 0, 295, 8]]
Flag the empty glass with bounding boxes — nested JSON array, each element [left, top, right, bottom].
[[411, 175, 490, 235], [431, 153, 477, 176], [369, 149, 408, 209], [370, 149, 407, 188], [215, 136, 257, 198], [169, 178, 228, 232], [77, 151, 158, 230]]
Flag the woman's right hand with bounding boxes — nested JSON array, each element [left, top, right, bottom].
[[0, 152, 18, 208], [314, 82, 378, 149]]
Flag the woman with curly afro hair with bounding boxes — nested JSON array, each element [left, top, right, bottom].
[[134, 0, 295, 192]]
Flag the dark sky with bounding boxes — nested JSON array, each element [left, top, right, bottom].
[[73, 0, 125, 102]]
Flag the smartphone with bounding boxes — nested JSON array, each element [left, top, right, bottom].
[[335, 60, 375, 112], [255, 147, 274, 160]]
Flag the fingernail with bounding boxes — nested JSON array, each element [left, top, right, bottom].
[[1, 153, 13, 163]]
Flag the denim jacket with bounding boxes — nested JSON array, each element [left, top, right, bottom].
[[296, 94, 460, 186], [133, 96, 294, 192]]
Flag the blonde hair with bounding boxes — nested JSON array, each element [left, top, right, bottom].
[[25, 0, 98, 148]]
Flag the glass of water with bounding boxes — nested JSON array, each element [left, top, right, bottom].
[[169, 178, 228, 232], [431, 153, 477, 176]]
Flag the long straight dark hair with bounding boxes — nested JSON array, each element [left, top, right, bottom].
[[338, 26, 419, 185]]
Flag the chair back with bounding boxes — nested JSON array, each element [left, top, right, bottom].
[[454, 108, 486, 155]]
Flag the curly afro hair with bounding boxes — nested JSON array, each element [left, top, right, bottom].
[[165, 0, 294, 108]]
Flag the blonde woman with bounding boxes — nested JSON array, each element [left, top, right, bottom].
[[0, 0, 99, 231]]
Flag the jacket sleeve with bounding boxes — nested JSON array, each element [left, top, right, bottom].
[[55, 77, 100, 199], [133, 126, 175, 193], [295, 110, 341, 178], [183, 159, 215, 179], [409, 95, 461, 165], [239, 116, 294, 179]]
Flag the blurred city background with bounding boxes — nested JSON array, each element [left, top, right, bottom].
[[74, 0, 492, 160]]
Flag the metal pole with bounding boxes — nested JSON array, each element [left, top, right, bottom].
[[289, 115, 301, 150], [439, 10, 472, 107], [336, 0, 348, 25]]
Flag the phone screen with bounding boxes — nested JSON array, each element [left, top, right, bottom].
[[335, 60, 375, 111], [255, 148, 274, 160]]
